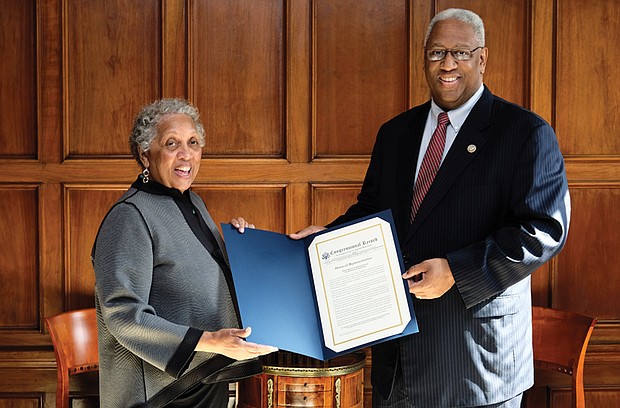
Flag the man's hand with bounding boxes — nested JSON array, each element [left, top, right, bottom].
[[402, 258, 455, 300], [288, 225, 326, 240]]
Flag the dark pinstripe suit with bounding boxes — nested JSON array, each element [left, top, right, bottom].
[[329, 86, 570, 406]]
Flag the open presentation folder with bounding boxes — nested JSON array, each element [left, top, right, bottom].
[[221, 210, 418, 361]]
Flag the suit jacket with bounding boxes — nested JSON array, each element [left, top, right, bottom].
[[329, 86, 570, 406]]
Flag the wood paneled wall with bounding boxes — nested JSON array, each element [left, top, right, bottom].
[[0, 0, 618, 406]]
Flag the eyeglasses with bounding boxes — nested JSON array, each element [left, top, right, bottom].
[[425, 46, 483, 61]]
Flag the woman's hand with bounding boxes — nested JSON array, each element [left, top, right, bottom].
[[230, 217, 255, 233], [196, 327, 278, 360]]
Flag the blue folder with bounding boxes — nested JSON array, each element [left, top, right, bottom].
[[221, 209, 418, 360]]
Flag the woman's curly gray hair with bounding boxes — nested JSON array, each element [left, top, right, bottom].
[[129, 98, 206, 168]]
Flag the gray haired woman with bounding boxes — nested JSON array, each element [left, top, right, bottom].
[[93, 98, 277, 407]]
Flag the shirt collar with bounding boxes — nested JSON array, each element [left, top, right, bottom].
[[131, 175, 193, 203], [430, 83, 484, 133]]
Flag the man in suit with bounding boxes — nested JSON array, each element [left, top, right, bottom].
[[290, 8, 570, 407]]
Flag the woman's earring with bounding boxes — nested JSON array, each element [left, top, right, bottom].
[[142, 168, 150, 183]]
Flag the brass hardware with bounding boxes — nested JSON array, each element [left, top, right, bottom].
[[335, 377, 341, 408], [262, 358, 365, 378], [267, 378, 273, 408]]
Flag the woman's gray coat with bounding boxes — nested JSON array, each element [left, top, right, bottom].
[[92, 179, 260, 407]]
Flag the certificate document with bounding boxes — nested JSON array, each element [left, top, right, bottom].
[[222, 210, 418, 361], [307, 217, 411, 353]]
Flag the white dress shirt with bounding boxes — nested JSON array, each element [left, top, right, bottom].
[[414, 84, 485, 182]]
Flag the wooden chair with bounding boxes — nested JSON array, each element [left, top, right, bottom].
[[531, 306, 597, 408], [45, 308, 99, 408]]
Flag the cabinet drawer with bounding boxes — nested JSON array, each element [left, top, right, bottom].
[[277, 376, 332, 392], [278, 390, 331, 407]]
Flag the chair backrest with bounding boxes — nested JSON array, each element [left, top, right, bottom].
[[532, 306, 596, 408], [45, 308, 99, 408]]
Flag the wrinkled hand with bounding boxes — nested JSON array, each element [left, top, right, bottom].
[[402, 258, 455, 300], [288, 225, 326, 240], [230, 217, 255, 233], [196, 327, 278, 360]]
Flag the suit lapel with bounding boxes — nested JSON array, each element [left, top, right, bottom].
[[394, 103, 430, 233], [404, 88, 494, 244]]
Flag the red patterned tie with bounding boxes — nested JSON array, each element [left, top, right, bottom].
[[410, 112, 450, 222]]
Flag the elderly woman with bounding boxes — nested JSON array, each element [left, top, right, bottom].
[[92, 98, 277, 408]]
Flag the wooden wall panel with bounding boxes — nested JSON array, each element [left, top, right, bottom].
[[0, 0, 37, 158], [190, 0, 284, 157], [0, 397, 40, 408], [162, 0, 188, 98], [551, 388, 620, 408], [530, 263, 553, 306], [193, 185, 287, 233], [39, 0, 63, 164], [312, 184, 361, 226], [0, 186, 38, 329], [65, 0, 161, 158], [0, 353, 56, 392], [556, 0, 620, 155], [314, 0, 408, 156], [555, 185, 620, 319], [65, 187, 128, 310], [285, 0, 312, 164], [580, 389, 620, 407]]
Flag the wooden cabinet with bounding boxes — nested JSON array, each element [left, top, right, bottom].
[[237, 352, 365, 408]]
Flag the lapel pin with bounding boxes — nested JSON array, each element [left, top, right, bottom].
[[467, 144, 477, 153]]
